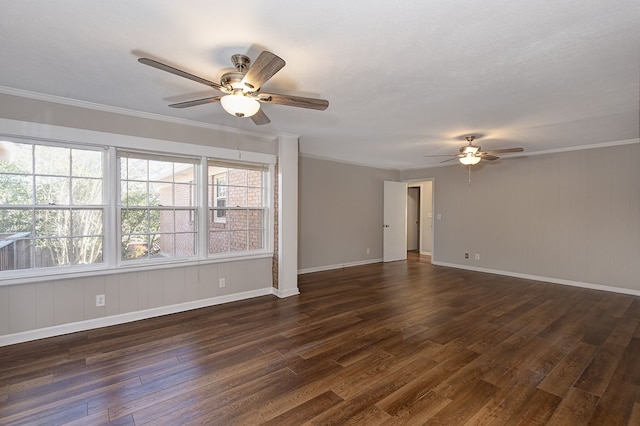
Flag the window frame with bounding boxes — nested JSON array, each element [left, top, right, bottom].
[[0, 138, 109, 278], [117, 150, 202, 264], [206, 160, 270, 258], [0, 128, 274, 284]]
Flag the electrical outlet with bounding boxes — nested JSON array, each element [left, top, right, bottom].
[[219, 277, 226, 288], [96, 294, 105, 307], [366, 247, 370, 254], [475, 253, 480, 261], [464, 253, 469, 259]]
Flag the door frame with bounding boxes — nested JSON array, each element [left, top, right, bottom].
[[404, 178, 435, 260], [407, 185, 421, 252]]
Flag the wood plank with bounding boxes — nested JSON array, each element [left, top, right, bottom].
[[465, 367, 544, 425], [261, 390, 344, 425], [587, 379, 640, 425], [574, 344, 625, 396], [504, 388, 562, 425], [536, 342, 598, 397], [546, 387, 598, 425], [423, 379, 498, 425]]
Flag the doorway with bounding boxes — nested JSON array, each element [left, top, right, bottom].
[[407, 180, 433, 258], [407, 187, 420, 252], [383, 179, 434, 263]]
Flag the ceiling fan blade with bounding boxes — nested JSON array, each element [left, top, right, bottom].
[[258, 92, 329, 110], [169, 96, 221, 108], [424, 154, 458, 157], [483, 147, 524, 154], [241, 51, 286, 91], [481, 154, 500, 161], [138, 58, 225, 92], [250, 108, 271, 125], [440, 157, 460, 163]]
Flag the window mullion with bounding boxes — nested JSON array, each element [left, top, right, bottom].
[[106, 146, 118, 268]]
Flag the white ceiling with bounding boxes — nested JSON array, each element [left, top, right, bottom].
[[1, 0, 638, 170]]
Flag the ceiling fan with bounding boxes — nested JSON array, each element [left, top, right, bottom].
[[138, 51, 329, 125], [425, 136, 524, 165]]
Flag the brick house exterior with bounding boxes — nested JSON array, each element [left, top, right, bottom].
[[160, 166, 264, 256]]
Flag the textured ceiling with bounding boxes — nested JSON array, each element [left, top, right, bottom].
[[0, 0, 638, 170]]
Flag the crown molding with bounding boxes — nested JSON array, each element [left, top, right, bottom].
[[402, 138, 640, 172]]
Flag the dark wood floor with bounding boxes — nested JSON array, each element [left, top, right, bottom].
[[2, 254, 640, 425]]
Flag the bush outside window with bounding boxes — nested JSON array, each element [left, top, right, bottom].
[[119, 152, 198, 262], [0, 142, 104, 271]]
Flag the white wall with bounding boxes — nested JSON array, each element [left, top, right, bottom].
[[401, 142, 640, 294]]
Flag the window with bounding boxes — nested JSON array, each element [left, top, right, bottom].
[[0, 135, 272, 279], [208, 161, 267, 255], [119, 152, 198, 261], [0, 141, 104, 271]]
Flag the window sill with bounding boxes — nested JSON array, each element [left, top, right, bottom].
[[0, 251, 274, 286]]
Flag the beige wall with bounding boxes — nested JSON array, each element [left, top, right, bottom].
[[401, 142, 640, 292], [0, 258, 272, 337], [298, 156, 399, 271]]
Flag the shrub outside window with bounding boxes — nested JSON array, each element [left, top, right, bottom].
[[0, 141, 104, 271]]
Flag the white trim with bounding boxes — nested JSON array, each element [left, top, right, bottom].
[[298, 258, 383, 275], [301, 258, 640, 296], [0, 287, 276, 347], [277, 135, 299, 297], [273, 287, 300, 298], [432, 261, 640, 297], [0, 252, 274, 286], [0, 86, 275, 141], [507, 138, 640, 157], [404, 138, 640, 171]]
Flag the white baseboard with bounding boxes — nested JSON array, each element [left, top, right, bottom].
[[273, 287, 300, 298], [432, 261, 640, 297], [0, 287, 275, 347], [298, 258, 383, 275]]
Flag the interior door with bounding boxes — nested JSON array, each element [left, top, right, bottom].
[[383, 180, 407, 262]]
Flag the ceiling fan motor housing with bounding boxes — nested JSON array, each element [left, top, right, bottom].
[[231, 54, 251, 72]]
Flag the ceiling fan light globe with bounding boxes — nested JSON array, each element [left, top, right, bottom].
[[220, 94, 260, 118], [459, 154, 481, 165]]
